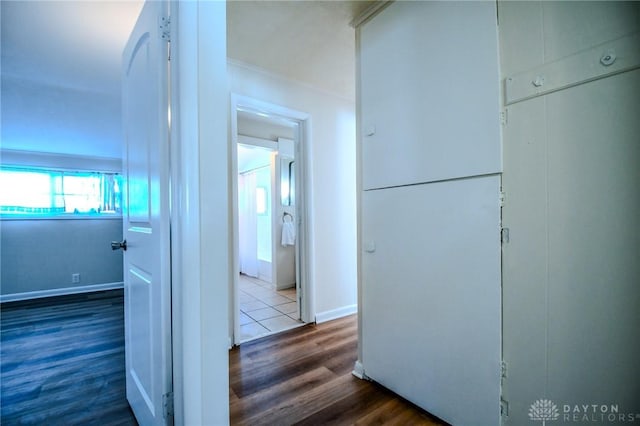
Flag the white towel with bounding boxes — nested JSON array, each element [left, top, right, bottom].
[[281, 221, 296, 246]]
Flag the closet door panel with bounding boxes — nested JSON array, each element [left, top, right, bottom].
[[360, 1, 501, 190], [361, 175, 502, 426]]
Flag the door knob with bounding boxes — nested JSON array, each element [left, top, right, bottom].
[[111, 240, 127, 251]]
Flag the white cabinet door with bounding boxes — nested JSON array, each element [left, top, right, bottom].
[[122, 1, 172, 424], [361, 176, 502, 426], [360, 1, 501, 190], [500, 2, 640, 422]]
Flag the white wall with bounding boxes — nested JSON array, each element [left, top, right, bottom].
[[1, 218, 124, 300], [500, 2, 640, 423], [228, 61, 357, 318], [1, 75, 122, 158], [0, 150, 124, 301]]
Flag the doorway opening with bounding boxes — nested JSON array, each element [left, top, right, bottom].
[[231, 94, 312, 344]]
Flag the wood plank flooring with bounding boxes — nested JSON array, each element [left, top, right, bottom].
[[230, 315, 447, 425], [1, 290, 137, 425], [3, 291, 447, 425]]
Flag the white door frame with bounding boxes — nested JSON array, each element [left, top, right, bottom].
[[169, 2, 230, 424], [230, 93, 314, 345]]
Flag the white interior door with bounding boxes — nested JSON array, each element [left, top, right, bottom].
[[122, 1, 172, 424]]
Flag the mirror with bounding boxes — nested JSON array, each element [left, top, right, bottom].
[[280, 158, 295, 206]]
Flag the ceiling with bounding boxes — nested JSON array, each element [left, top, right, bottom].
[[1, 1, 144, 95], [227, 0, 374, 99], [1, 0, 372, 158], [237, 144, 273, 174], [1, 0, 144, 158]]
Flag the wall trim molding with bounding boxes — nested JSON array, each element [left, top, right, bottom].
[[315, 304, 357, 324], [0, 282, 124, 303], [352, 360, 368, 380], [350, 1, 393, 28]]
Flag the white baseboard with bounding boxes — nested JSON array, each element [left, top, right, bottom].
[[352, 360, 368, 380], [315, 304, 357, 324], [275, 282, 295, 291], [0, 282, 124, 303]]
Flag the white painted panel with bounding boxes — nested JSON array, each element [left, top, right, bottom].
[[360, 1, 501, 190], [499, 2, 640, 423], [126, 38, 151, 224], [541, 1, 640, 64], [501, 96, 549, 421], [498, 1, 545, 78], [502, 69, 640, 425], [362, 176, 501, 426], [546, 70, 640, 410], [499, 2, 640, 79], [505, 33, 640, 105], [128, 267, 153, 410]]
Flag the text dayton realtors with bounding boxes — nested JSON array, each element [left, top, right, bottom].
[[562, 404, 638, 423]]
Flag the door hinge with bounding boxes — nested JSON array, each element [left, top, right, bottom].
[[501, 360, 508, 378], [160, 16, 171, 42], [499, 191, 506, 207], [163, 391, 174, 419], [500, 109, 508, 126], [501, 227, 510, 244], [501, 398, 509, 419]]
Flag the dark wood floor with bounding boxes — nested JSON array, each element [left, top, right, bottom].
[[0, 290, 137, 425], [3, 292, 445, 425], [230, 315, 447, 425]]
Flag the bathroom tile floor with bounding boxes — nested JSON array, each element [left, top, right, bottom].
[[238, 274, 303, 342]]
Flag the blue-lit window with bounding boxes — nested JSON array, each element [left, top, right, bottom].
[[0, 167, 122, 217]]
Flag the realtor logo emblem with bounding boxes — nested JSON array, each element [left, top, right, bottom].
[[529, 399, 560, 425]]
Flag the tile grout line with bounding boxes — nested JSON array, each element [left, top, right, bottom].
[[238, 275, 301, 341]]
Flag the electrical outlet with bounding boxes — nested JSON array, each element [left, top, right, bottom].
[[72, 273, 80, 283]]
